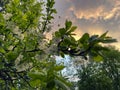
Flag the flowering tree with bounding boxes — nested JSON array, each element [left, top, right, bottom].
[[0, 0, 117, 90]]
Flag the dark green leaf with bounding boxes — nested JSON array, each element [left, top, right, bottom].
[[51, 9, 57, 13], [100, 31, 108, 38], [65, 20, 72, 30], [59, 28, 66, 35], [55, 31, 61, 37], [89, 35, 99, 42], [6, 51, 18, 61], [64, 38, 72, 45], [60, 51, 65, 58], [67, 26, 77, 35], [102, 39, 117, 43], [79, 33, 89, 43], [46, 80, 55, 89]]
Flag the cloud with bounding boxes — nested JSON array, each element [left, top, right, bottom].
[[68, 0, 120, 20], [54, 0, 120, 49]]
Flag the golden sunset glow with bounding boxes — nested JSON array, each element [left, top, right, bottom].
[[54, 0, 120, 49], [73, 29, 83, 40]]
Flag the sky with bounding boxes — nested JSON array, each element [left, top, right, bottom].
[[52, 0, 120, 49]]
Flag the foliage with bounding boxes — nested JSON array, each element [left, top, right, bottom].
[[0, 0, 71, 89], [77, 46, 120, 90], [0, 0, 117, 90], [56, 26, 116, 60]]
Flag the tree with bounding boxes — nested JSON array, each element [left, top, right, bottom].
[[101, 46, 120, 90], [0, 0, 117, 90], [77, 46, 120, 90]]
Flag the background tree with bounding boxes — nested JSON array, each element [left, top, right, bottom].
[[77, 46, 120, 90]]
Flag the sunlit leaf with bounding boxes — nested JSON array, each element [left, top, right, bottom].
[[93, 55, 103, 62], [0, 47, 5, 54], [28, 72, 46, 81], [54, 65, 65, 71]]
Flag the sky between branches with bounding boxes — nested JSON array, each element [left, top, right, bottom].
[[51, 0, 120, 49]]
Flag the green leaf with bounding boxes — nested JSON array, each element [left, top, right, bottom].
[[49, 0, 55, 8], [48, 15, 54, 20], [0, 13, 5, 26], [64, 38, 72, 45], [6, 51, 18, 61], [93, 55, 103, 62], [55, 79, 71, 90], [30, 79, 41, 87], [28, 72, 46, 81], [55, 76, 71, 90], [13, 0, 19, 5], [60, 51, 65, 58], [51, 9, 57, 13], [59, 28, 66, 35], [54, 65, 65, 71], [55, 31, 61, 37], [46, 80, 55, 89], [93, 45, 109, 51], [65, 20, 72, 30], [100, 31, 108, 38], [67, 26, 77, 35], [0, 47, 5, 54], [79, 33, 89, 43], [89, 35, 99, 42], [101, 38, 117, 43]]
